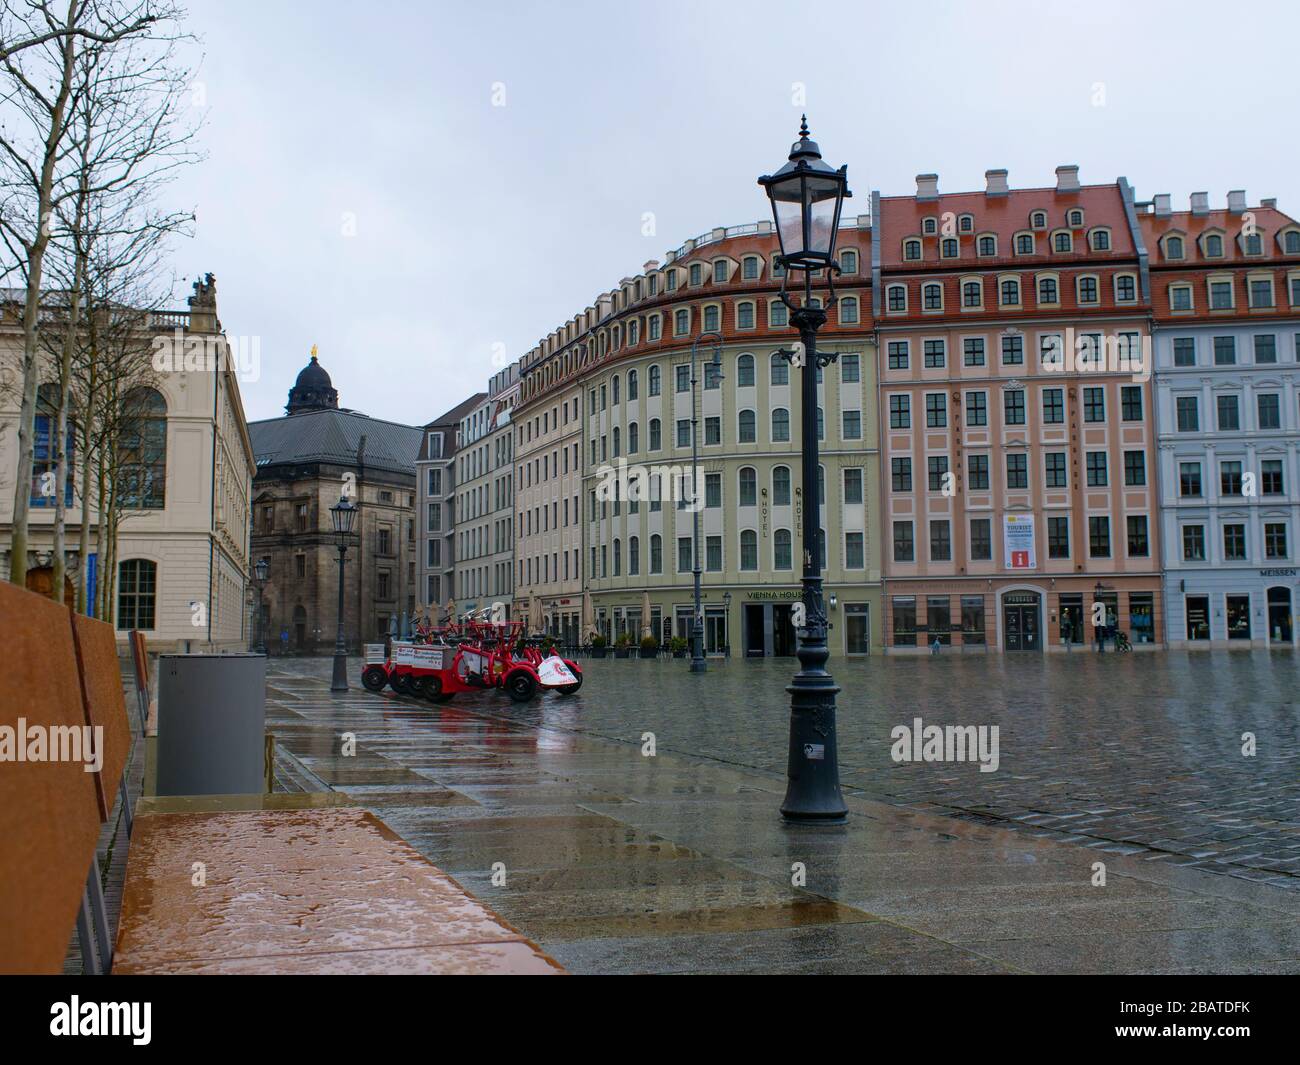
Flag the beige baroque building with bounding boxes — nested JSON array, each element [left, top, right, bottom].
[[0, 275, 256, 650], [512, 220, 884, 655], [513, 340, 584, 641]]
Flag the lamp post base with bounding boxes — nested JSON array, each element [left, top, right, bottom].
[[330, 651, 348, 693]]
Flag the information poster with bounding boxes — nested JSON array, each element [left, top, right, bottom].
[[1004, 514, 1036, 570]]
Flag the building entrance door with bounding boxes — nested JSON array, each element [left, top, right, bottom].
[[1003, 593, 1041, 652], [744, 604, 765, 656], [772, 603, 795, 656], [1267, 587, 1293, 644]]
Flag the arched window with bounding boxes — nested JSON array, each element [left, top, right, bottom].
[[903, 239, 922, 260], [739, 466, 757, 506], [627, 369, 638, 399], [612, 375, 620, 404], [1165, 235, 1184, 259], [771, 408, 790, 442], [923, 283, 942, 309], [774, 529, 793, 570], [773, 465, 791, 506], [628, 421, 639, 453], [737, 301, 755, 329], [649, 418, 661, 450], [650, 534, 663, 574], [120, 387, 167, 509], [648, 365, 661, 395], [613, 538, 621, 576], [740, 529, 758, 571], [629, 536, 639, 575], [736, 353, 755, 387], [770, 352, 789, 386], [738, 409, 756, 443], [32, 382, 74, 507], [117, 558, 157, 630]]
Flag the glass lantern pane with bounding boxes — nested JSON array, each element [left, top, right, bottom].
[[773, 193, 804, 260]]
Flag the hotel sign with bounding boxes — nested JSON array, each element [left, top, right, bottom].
[[1003, 514, 1036, 570]]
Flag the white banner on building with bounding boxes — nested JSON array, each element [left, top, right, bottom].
[[1003, 514, 1036, 570]]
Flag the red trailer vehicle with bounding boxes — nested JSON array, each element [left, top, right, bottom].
[[360, 622, 581, 703]]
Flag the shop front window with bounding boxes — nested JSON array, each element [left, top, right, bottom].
[[892, 597, 917, 647], [1185, 596, 1210, 641], [845, 604, 870, 655], [1129, 593, 1154, 645], [1225, 595, 1251, 640], [960, 596, 985, 645], [1058, 593, 1084, 644], [926, 596, 951, 645]]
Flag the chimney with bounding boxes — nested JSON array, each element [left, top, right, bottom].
[[1190, 191, 1209, 216], [1227, 189, 1247, 214], [915, 173, 939, 200], [1261, 198, 1277, 209], [1055, 165, 1080, 192], [985, 169, 1009, 196], [643, 260, 659, 272], [1153, 194, 1171, 217]]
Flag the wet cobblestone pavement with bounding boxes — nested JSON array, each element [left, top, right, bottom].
[[261, 654, 1299, 974]]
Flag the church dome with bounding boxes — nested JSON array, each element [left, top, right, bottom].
[[286, 349, 339, 413]]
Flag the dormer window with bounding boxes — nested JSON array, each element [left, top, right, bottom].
[[689, 263, 703, 286], [742, 255, 759, 279], [771, 255, 785, 277], [903, 239, 922, 261], [1054, 231, 1073, 253], [1068, 209, 1084, 227], [713, 259, 728, 282], [1284, 230, 1300, 254], [977, 235, 996, 256], [1031, 211, 1047, 229], [1090, 228, 1111, 251], [958, 214, 974, 233], [1244, 232, 1263, 256], [1203, 234, 1224, 258], [839, 249, 858, 274], [1165, 235, 1185, 260], [1015, 232, 1035, 255], [666, 268, 678, 291], [922, 217, 938, 235], [941, 238, 959, 258]]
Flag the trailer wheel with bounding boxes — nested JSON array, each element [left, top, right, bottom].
[[361, 665, 388, 693], [506, 670, 538, 702], [424, 674, 455, 703], [409, 675, 430, 698], [389, 671, 411, 695]]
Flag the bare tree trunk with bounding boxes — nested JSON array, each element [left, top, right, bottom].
[[8, 0, 82, 586]]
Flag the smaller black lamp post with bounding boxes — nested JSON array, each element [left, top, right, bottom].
[[253, 556, 269, 654], [330, 495, 358, 692]]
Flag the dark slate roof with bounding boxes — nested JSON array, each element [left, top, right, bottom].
[[417, 393, 487, 460], [250, 408, 423, 477]]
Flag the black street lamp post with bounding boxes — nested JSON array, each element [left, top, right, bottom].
[[689, 331, 723, 674], [759, 116, 851, 823], [253, 556, 269, 654], [330, 495, 358, 692]]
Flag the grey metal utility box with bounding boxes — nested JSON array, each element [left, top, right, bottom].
[[155, 653, 267, 796]]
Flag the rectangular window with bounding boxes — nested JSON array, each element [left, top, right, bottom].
[[1042, 389, 1064, 424], [1124, 450, 1146, 486], [892, 597, 917, 647], [1182, 525, 1205, 562], [1223, 523, 1247, 561], [891, 457, 912, 492], [924, 340, 945, 368], [1254, 334, 1277, 363], [706, 535, 722, 572], [1176, 396, 1199, 432], [927, 596, 951, 645], [1262, 459, 1284, 495], [1214, 336, 1236, 365], [1172, 337, 1195, 366], [1217, 395, 1240, 431], [1048, 516, 1070, 559], [1265, 522, 1288, 560], [841, 353, 860, 383], [960, 596, 985, 645], [1126, 515, 1149, 557], [1083, 387, 1105, 422], [845, 532, 865, 569], [927, 455, 949, 492], [675, 364, 690, 392], [893, 521, 914, 562], [842, 410, 862, 439], [969, 519, 991, 561], [1001, 334, 1024, 365], [925, 394, 946, 428], [1089, 516, 1111, 558], [843, 468, 863, 504], [1220, 460, 1243, 496], [1258, 393, 1281, 429], [1121, 386, 1143, 421], [963, 338, 985, 367], [1179, 462, 1202, 497], [968, 454, 989, 490], [1003, 390, 1026, 425], [889, 395, 910, 429], [888, 341, 909, 370], [1045, 452, 1067, 488], [677, 537, 692, 573], [929, 520, 951, 562], [1086, 451, 1108, 487], [1006, 453, 1028, 489], [966, 391, 987, 426]]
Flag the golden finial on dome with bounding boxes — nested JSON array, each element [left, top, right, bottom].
[[310, 343, 318, 359]]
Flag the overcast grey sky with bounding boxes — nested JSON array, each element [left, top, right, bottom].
[[173, 0, 1300, 426]]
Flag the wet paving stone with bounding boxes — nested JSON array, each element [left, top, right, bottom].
[[259, 657, 1300, 973]]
